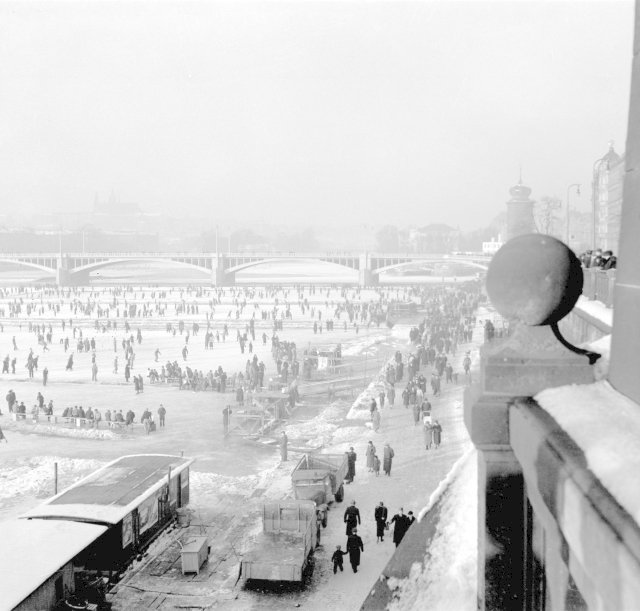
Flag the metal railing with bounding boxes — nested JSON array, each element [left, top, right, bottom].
[[582, 267, 616, 307]]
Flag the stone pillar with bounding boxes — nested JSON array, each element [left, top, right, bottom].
[[358, 254, 376, 287], [56, 256, 72, 287], [465, 324, 593, 610], [211, 256, 234, 286], [610, 5, 640, 404]]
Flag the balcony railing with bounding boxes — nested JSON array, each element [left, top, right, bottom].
[[581, 267, 616, 307]]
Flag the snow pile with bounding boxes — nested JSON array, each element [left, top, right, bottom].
[[0, 456, 104, 503], [191, 471, 261, 497], [575, 295, 614, 328], [341, 334, 387, 356], [327, 425, 367, 446], [283, 401, 350, 448], [386, 449, 477, 611], [25, 423, 121, 440], [391, 324, 414, 340], [347, 355, 394, 420], [284, 419, 338, 444], [536, 379, 640, 524]]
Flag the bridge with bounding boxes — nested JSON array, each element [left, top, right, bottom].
[[0, 251, 492, 286]]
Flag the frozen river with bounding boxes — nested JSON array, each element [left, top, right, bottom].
[[0, 282, 486, 610]]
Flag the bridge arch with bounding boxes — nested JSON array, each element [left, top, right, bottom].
[[373, 258, 489, 276], [70, 257, 212, 276], [224, 256, 360, 275], [0, 259, 56, 275]]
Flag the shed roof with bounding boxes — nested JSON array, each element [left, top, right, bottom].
[[0, 519, 107, 610], [21, 454, 193, 524]]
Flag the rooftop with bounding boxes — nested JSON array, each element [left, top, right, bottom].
[[21, 454, 192, 524], [0, 519, 107, 610]]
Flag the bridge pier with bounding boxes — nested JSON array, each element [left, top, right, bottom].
[[358, 254, 377, 287], [211, 256, 235, 287], [56, 257, 73, 287], [56, 257, 91, 286]]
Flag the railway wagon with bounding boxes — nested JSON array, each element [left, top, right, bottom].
[[21, 454, 194, 572]]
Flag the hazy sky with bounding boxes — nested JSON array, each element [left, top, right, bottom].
[[0, 0, 634, 230]]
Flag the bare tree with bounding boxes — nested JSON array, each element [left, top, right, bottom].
[[535, 196, 562, 236]]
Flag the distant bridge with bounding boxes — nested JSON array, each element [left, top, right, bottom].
[[0, 251, 492, 286]]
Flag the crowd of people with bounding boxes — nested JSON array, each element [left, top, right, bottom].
[[580, 248, 617, 270], [2, 384, 168, 435], [333, 499, 418, 573], [324, 282, 485, 578], [0, 283, 435, 442]]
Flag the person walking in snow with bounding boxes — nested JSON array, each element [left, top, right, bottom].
[[423, 420, 433, 450], [431, 420, 442, 449], [372, 454, 380, 476], [383, 442, 394, 476], [366, 441, 376, 472], [344, 500, 361, 535], [391, 508, 411, 547], [374, 501, 388, 542], [332, 545, 347, 573], [345, 447, 357, 483], [372, 408, 381, 432], [346, 529, 364, 573], [412, 400, 421, 426]]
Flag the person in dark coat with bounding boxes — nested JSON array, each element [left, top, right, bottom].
[[432, 420, 443, 449], [158, 404, 166, 427], [331, 545, 347, 574], [374, 501, 388, 542], [346, 529, 364, 573], [280, 431, 288, 461], [344, 500, 361, 535], [345, 447, 357, 483], [391, 508, 411, 547], [383, 443, 394, 476]]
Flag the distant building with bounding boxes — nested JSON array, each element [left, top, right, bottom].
[[408, 223, 460, 253], [482, 236, 504, 255], [506, 179, 536, 241], [593, 142, 623, 253]]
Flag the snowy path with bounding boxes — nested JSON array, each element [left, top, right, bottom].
[[115, 312, 487, 611]]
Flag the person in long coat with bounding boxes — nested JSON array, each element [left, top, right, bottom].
[[431, 420, 443, 449], [423, 421, 433, 450], [365, 441, 376, 471], [412, 401, 421, 426], [372, 408, 381, 432], [374, 501, 388, 542], [346, 529, 364, 572], [383, 443, 394, 476], [391, 508, 410, 547], [346, 447, 357, 483], [344, 500, 361, 535]]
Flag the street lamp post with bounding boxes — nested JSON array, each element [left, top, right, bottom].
[[565, 183, 581, 247], [591, 155, 609, 250]]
